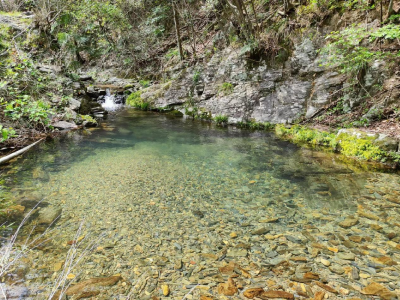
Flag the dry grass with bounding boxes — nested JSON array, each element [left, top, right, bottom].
[[0, 203, 103, 300]]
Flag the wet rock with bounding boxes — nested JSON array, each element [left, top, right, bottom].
[[361, 282, 396, 300], [339, 217, 359, 228], [259, 290, 294, 299], [320, 258, 331, 266], [314, 282, 338, 294], [51, 275, 121, 300], [252, 227, 270, 235], [266, 251, 279, 258], [243, 287, 264, 299], [161, 284, 169, 296], [329, 264, 344, 275], [192, 210, 204, 218], [52, 121, 78, 130], [217, 277, 238, 296], [350, 267, 360, 280], [314, 291, 325, 300], [37, 206, 62, 225], [227, 248, 247, 257], [337, 253, 356, 261]]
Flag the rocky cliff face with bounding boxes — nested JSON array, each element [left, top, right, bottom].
[[140, 37, 397, 125]]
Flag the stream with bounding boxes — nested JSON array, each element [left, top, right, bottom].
[[1, 109, 400, 299]]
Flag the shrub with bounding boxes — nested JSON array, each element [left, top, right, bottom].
[[126, 91, 150, 110], [5, 96, 52, 129], [193, 71, 201, 83], [274, 125, 396, 162], [236, 120, 275, 130], [218, 82, 234, 95], [139, 80, 150, 88], [214, 115, 229, 126], [0, 125, 16, 142], [321, 23, 400, 79]]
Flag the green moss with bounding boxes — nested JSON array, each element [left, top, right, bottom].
[[81, 114, 97, 124], [126, 91, 151, 110], [274, 125, 396, 164], [337, 133, 384, 161], [275, 125, 338, 148]]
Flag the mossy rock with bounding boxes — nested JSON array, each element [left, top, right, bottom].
[[166, 110, 184, 117]]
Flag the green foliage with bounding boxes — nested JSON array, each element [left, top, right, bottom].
[[275, 125, 338, 148], [214, 115, 229, 126], [4, 96, 52, 128], [146, 4, 170, 37], [218, 82, 234, 95], [184, 106, 211, 120], [126, 91, 150, 110], [80, 115, 97, 124], [165, 48, 179, 59], [237, 120, 275, 130], [0, 125, 16, 142], [43, 0, 128, 68], [321, 23, 400, 78], [193, 71, 201, 83], [139, 80, 151, 88], [275, 125, 399, 163], [337, 132, 384, 161]]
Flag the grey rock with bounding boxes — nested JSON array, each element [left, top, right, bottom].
[[266, 251, 279, 258], [329, 264, 345, 275], [79, 75, 93, 81], [227, 248, 247, 257], [69, 98, 81, 111], [37, 206, 62, 225], [337, 253, 356, 261], [252, 227, 270, 235], [52, 121, 78, 130]]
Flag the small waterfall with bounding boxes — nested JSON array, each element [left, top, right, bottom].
[[101, 88, 122, 111]]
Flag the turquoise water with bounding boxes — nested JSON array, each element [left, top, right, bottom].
[[1, 109, 400, 299]]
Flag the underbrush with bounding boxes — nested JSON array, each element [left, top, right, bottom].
[[275, 125, 400, 164], [237, 120, 275, 131], [126, 91, 151, 110]]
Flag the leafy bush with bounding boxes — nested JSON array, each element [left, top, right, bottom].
[[321, 23, 400, 78], [275, 125, 338, 148], [214, 115, 229, 126], [337, 132, 384, 161], [139, 80, 151, 88], [126, 91, 150, 110], [0, 125, 16, 142], [218, 82, 234, 95], [274, 125, 398, 163], [193, 71, 201, 83], [80, 115, 97, 124], [5, 96, 52, 128], [165, 48, 179, 59], [237, 120, 275, 130]]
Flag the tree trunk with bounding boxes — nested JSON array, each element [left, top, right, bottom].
[[183, 0, 197, 59], [388, 0, 394, 20], [172, 2, 184, 61]]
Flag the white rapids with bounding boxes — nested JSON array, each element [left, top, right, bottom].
[[101, 88, 122, 111]]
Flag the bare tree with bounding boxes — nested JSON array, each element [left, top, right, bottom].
[[172, 1, 184, 61]]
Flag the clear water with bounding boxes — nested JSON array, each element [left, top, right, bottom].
[[1, 109, 400, 299]]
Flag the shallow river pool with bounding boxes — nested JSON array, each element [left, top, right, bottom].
[[1, 109, 400, 299]]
